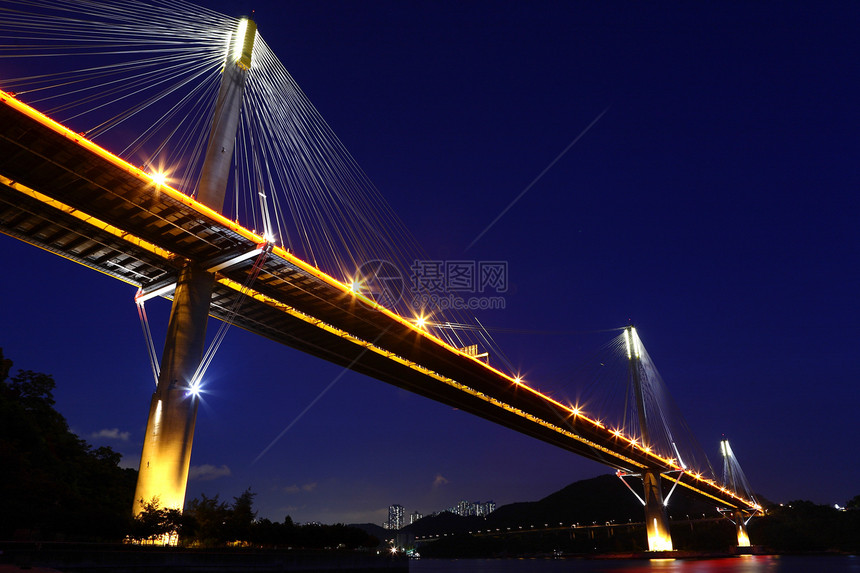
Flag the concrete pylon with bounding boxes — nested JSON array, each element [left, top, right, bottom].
[[721, 439, 754, 547], [733, 509, 751, 547], [625, 326, 673, 552], [133, 17, 256, 517], [642, 469, 673, 551]]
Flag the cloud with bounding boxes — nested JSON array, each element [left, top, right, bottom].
[[91, 428, 130, 441], [433, 473, 449, 488], [284, 482, 317, 494], [189, 464, 231, 481]]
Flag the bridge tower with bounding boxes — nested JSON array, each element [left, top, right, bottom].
[[132, 17, 257, 517], [720, 438, 753, 547], [625, 325, 674, 552]]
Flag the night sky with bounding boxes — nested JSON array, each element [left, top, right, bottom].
[[1, 1, 858, 526]]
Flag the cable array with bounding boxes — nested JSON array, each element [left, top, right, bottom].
[[558, 330, 719, 481], [0, 0, 232, 177], [0, 0, 483, 348], [721, 439, 758, 504]]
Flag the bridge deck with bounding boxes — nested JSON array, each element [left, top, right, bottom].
[[0, 90, 756, 513]]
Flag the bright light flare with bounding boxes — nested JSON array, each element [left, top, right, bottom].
[[648, 528, 674, 552], [150, 171, 167, 186], [233, 19, 248, 63], [624, 327, 641, 359], [348, 280, 361, 294], [188, 381, 202, 398]]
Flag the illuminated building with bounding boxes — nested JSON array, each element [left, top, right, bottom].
[[448, 500, 496, 517], [388, 504, 405, 530]]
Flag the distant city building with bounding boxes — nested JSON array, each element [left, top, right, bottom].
[[477, 501, 496, 516], [410, 511, 423, 525], [447, 500, 496, 517], [388, 504, 405, 530], [457, 500, 471, 516]]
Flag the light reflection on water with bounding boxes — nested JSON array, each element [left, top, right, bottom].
[[410, 555, 860, 573]]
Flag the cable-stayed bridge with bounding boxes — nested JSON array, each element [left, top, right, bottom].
[[0, 0, 759, 550]]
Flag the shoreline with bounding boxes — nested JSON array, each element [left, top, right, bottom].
[[0, 542, 408, 573], [3, 541, 856, 572]]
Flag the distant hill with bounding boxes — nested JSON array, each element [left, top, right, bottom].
[[402, 473, 718, 537], [487, 474, 643, 527], [402, 511, 486, 537], [348, 522, 388, 543]]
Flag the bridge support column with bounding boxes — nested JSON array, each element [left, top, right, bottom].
[[732, 509, 751, 547], [133, 264, 213, 514], [720, 439, 756, 548], [132, 17, 256, 519], [643, 470, 673, 552], [625, 326, 674, 552]]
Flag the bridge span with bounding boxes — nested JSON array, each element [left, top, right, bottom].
[[0, 89, 757, 520]]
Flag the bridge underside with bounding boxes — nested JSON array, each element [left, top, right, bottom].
[[0, 91, 753, 513]]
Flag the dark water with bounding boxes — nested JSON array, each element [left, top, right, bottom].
[[410, 555, 860, 573]]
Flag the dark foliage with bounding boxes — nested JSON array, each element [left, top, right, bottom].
[[179, 489, 259, 547], [349, 522, 389, 543], [182, 493, 232, 546], [128, 498, 185, 542], [750, 500, 860, 553], [247, 516, 379, 550], [0, 348, 138, 541], [176, 492, 379, 549]]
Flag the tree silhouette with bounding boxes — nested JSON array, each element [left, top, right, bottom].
[[0, 348, 137, 540], [129, 498, 184, 543]]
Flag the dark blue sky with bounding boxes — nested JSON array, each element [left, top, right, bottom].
[[1, 1, 858, 525]]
